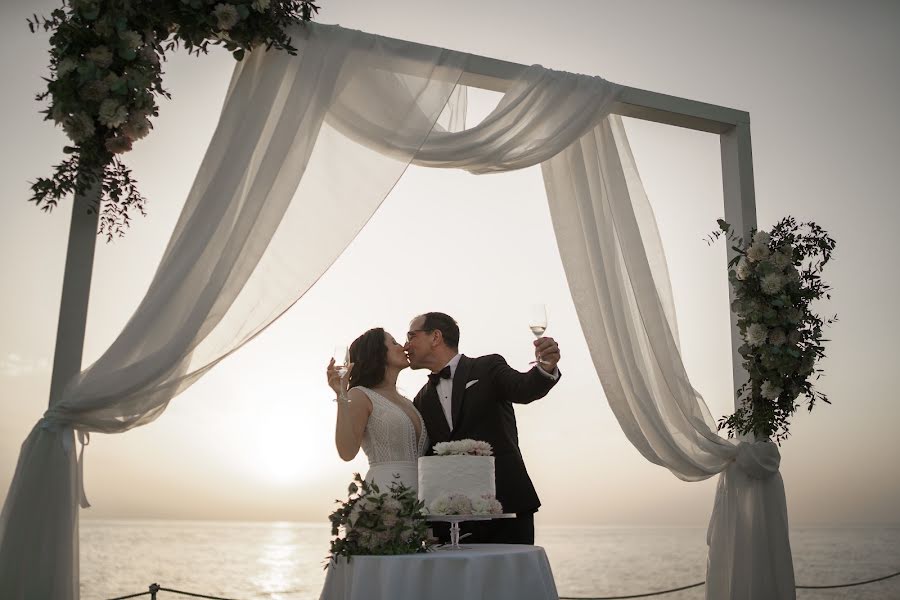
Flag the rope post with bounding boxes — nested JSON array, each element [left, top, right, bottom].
[[149, 583, 160, 599]]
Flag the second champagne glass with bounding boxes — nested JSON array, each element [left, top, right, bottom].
[[333, 345, 350, 401]]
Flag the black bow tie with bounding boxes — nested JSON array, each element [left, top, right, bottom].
[[427, 365, 452, 387]]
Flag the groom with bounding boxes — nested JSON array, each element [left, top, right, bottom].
[[405, 312, 561, 545]]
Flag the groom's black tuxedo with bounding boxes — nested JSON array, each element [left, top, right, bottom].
[[413, 354, 559, 516]]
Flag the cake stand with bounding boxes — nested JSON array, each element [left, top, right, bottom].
[[425, 513, 516, 550]]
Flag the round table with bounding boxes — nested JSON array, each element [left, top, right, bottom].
[[320, 544, 559, 600]]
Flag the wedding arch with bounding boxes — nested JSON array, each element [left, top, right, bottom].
[[0, 23, 794, 600]]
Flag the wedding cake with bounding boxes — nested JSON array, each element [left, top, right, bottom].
[[417, 440, 503, 515]]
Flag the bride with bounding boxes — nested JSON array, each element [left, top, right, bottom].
[[326, 327, 428, 491]]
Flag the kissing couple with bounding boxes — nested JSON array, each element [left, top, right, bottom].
[[326, 311, 561, 544]]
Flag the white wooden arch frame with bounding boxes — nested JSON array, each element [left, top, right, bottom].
[[48, 31, 757, 415]]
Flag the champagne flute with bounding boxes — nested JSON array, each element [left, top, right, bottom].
[[528, 304, 549, 365], [333, 345, 350, 401]]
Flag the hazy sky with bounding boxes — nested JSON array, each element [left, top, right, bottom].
[[1, 0, 898, 528]]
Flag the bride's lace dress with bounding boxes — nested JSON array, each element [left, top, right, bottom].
[[357, 386, 428, 491]]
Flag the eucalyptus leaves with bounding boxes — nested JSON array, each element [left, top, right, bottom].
[[27, 0, 319, 239], [712, 217, 836, 443]]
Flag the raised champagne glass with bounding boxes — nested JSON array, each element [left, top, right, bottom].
[[528, 304, 550, 365], [333, 345, 350, 401]]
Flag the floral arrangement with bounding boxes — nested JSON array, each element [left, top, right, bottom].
[[432, 439, 493, 456], [427, 493, 503, 516], [327, 473, 432, 562], [27, 0, 319, 239], [710, 217, 837, 443]]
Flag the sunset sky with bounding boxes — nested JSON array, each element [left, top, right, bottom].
[[1, 0, 898, 528]]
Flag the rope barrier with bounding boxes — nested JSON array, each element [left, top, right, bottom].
[[106, 584, 242, 600], [559, 568, 900, 599], [559, 580, 705, 599], [156, 587, 240, 599], [796, 568, 900, 589], [107, 568, 900, 600], [106, 591, 153, 600]]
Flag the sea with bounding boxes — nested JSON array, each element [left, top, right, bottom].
[[80, 520, 900, 600]]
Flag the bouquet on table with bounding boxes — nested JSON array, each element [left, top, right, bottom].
[[327, 473, 432, 562]]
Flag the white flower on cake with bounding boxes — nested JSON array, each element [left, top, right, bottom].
[[432, 439, 493, 456], [471, 495, 504, 515], [428, 493, 502, 515]]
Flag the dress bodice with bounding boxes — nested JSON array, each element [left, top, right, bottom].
[[358, 387, 428, 465]]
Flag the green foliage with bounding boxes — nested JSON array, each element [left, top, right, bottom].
[[327, 473, 434, 564], [27, 0, 320, 240], [709, 217, 837, 443]]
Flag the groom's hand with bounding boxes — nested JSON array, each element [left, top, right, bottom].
[[534, 337, 560, 372]]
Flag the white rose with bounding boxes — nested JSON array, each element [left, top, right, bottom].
[[98, 99, 128, 128], [735, 257, 752, 281], [753, 230, 771, 246], [471, 440, 493, 456], [488, 497, 503, 514], [429, 494, 452, 515], [62, 112, 95, 143], [381, 498, 402, 514], [105, 134, 133, 154], [214, 3, 241, 30], [745, 323, 768, 347], [771, 248, 791, 270], [746, 243, 770, 262], [447, 494, 473, 515], [760, 380, 782, 400], [471, 497, 493, 515], [122, 114, 151, 141], [760, 273, 784, 295]]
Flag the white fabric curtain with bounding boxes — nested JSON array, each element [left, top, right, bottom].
[[542, 119, 794, 598], [0, 22, 793, 600]]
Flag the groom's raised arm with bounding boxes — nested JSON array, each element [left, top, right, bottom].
[[485, 354, 560, 405]]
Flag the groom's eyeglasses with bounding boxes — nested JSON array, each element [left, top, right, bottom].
[[406, 329, 432, 342]]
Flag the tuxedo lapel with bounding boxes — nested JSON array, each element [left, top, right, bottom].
[[451, 355, 472, 433], [421, 384, 451, 442]]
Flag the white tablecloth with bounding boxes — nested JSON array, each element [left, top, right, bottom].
[[320, 544, 559, 600]]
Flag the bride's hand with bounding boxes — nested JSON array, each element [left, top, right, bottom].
[[326, 358, 353, 397]]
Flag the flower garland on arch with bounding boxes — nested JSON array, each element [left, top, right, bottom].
[[27, 0, 320, 239], [710, 217, 837, 443]]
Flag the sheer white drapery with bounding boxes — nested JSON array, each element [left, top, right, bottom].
[[543, 118, 794, 598], [0, 23, 793, 600]]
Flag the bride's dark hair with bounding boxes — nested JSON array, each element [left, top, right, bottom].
[[348, 327, 387, 389]]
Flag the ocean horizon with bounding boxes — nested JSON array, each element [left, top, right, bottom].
[[79, 519, 900, 600]]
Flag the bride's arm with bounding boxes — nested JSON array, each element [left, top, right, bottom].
[[334, 387, 372, 461]]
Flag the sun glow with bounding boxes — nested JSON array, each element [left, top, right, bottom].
[[230, 373, 337, 487]]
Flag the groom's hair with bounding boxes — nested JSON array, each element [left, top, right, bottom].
[[421, 312, 459, 350], [348, 327, 388, 388]]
